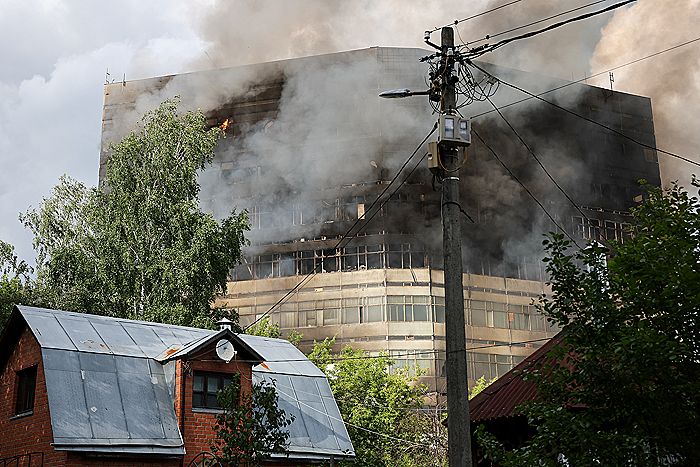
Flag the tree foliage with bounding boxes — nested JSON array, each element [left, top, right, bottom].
[[0, 240, 32, 328], [246, 317, 281, 338], [308, 338, 434, 467], [478, 182, 700, 466], [212, 374, 293, 466], [21, 100, 248, 327], [469, 376, 495, 400], [246, 316, 303, 347]]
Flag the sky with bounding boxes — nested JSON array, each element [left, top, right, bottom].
[[1, 0, 698, 265]]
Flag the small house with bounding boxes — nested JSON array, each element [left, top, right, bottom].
[[0, 305, 354, 466]]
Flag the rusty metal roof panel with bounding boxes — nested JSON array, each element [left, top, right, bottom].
[[469, 333, 564, 422]]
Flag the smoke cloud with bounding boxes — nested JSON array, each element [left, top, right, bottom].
[[12, 0, 686, 272], [589, 0, 700, 188], [99, 0, 676, 280]]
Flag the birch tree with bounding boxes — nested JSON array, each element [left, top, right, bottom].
[[22, 99, 248, 327]]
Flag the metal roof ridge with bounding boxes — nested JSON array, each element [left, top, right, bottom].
[[17, 305, 212, 333]]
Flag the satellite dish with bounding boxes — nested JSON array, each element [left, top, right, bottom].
[[215, 339, 237, 363]]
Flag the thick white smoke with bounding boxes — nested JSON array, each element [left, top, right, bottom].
[[589, 0, 700, 188]]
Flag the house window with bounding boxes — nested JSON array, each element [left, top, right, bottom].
[[192, 372, 237, 410], [15, 366, 37, 416]]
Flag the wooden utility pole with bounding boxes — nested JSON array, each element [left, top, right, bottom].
[[378, 25, 473, 465], [439, 26, 473, 467]]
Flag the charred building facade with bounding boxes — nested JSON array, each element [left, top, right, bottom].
[[100, 48, 660, 391]]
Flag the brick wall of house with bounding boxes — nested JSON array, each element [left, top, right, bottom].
[[0, 326, 183, 467], [63, 453, 181, 467], [0, 326, 64, 466], [175, 348, 253, 466], [1, 324, 317, 466]]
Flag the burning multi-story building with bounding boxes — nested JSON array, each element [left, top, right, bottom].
[[100, 47, 660, 391]]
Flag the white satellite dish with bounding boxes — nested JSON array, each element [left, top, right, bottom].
[[215, 339, 237, 363]]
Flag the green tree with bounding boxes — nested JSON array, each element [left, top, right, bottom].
[[22, 99, 248, 327], [246, 316, 281, 338], [309, 338, 430, 466], [478, 182, 700, 466], [0, 240, 32, 327], [469, 376, 495, 400], [212, 374, 294, 466], [247, 316, 303, 347]]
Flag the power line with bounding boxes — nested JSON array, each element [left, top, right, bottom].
[[472, 128, 582, 248], [244, 124, 438, 331], [430, 0, 526, 33], [470, 61, 700, 169], [462, 0, 609, 47], [472, 75, 591, 223], [469, 35, 700, 120], [233, 337, 553, 365], [466, 0, 636, 58], [276, 381, 431, 413]]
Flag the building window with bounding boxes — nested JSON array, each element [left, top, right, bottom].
[[468, 353, 514, 380], [389, 350, 433, 376], [15, 366, 37, 416], [467, 300, 507, 328], [433, 296, 445, 323], [387, 295, 430, 322], [192, 372, 238, 410]]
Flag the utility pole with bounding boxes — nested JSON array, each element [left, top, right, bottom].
[[438, 26, 473, 467], [379, 24, 473, 467]]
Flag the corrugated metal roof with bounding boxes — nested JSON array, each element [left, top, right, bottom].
[[469, 333, 564, 422], [13, 306, 354, 459]]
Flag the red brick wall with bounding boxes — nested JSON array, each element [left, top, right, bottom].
[[175, 349, 253, 466], [0, 326, 64, 466], [0, 327, 304, 466], [0, 326, 180, 467], [63, 453, 180, 467]]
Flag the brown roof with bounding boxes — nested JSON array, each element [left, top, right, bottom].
[[470, 332, 564, 422]]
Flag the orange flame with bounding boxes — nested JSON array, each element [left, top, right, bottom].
[[220, 118, 230, 134]]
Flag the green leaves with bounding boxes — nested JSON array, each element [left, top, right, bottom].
[[480, 182, 700, 466], [21, 99, 249, 328], [212, 376, 293, 466], [0, 240, 32, 328], [308, 339, 440, 467]]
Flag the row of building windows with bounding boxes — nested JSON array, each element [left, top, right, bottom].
[[232, 243, 426, 280], [388, 350, 433, 376], [237, 297, 555, 332], [435, 352, 525, 380], [574, 216, 631, 243], [247, 196, 372, 230], [385, 350, 525, 380]]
